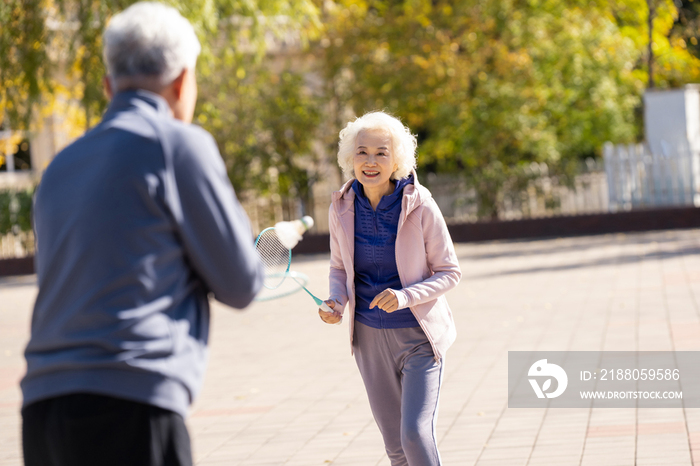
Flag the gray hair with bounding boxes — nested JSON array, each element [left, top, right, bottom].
[[337, 111, 417, 180], [103, 2, 201, 89]]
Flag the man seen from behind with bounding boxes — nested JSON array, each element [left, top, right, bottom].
[[21, 3, 264, 465]]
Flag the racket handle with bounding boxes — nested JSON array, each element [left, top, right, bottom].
[[319, 301, 342, 325]]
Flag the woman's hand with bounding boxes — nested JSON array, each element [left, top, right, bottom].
[[370, 289, 399, 313], [319, 299, 342, 324]]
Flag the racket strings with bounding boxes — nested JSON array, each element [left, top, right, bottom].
[[257, 234, 289, 270], [255, 229, 291, 290]]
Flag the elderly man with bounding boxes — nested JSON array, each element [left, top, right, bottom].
[[20, 3, 263, 465]]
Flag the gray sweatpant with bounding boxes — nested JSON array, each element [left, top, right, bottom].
[[353, 321, 444, 466]]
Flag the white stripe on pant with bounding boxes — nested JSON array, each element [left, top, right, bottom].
[[353, 320, 444, 466]]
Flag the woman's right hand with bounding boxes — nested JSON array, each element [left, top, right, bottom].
[[319, 299, 342, 324]]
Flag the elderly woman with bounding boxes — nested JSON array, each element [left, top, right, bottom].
[[319, 111, 461, 466]]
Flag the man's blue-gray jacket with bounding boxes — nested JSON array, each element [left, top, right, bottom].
[[21, 90, 264, 418]]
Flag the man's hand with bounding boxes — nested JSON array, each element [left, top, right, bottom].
[[370, 289, 399, 313], [319, 299, 342, 324]]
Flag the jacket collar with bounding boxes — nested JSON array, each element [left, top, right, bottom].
[[103, 89, 172, 121], [332, 169, 430, 218]]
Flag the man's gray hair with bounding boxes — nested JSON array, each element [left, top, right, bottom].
[[103, 2, 201, 89]]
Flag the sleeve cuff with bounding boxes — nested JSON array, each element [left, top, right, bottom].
[[395, 289, 410, 309], [329, 297, 346, 315]]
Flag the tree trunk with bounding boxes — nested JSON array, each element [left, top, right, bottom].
[[648, 0, 655, 89]]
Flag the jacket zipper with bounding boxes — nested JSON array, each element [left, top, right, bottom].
[[372, 210, 383, 327]]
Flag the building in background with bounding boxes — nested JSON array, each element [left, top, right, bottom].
[[0, 118, 68, 190], [605, 85, 700, 211]]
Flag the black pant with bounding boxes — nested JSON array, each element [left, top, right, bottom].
[[22, 393, 192, 466]]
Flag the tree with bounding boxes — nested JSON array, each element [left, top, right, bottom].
[[5, 0, 700, 222], [670, 0, 700, 69], [1, 0, 323, 224], [0, 0, 320, 132], [197, 61, 322, 219], [317, 0, 700, 218], [1, 0, 57, 157]]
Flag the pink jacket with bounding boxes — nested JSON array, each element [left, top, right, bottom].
[[328, 172, 462, 361]]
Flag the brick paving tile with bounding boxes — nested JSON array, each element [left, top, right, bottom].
[[4, 229, 700, 465]]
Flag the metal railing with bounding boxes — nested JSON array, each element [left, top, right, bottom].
[[603, 142, 700, 211], [422, 162, 609, 223]]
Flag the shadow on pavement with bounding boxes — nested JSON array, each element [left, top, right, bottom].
[[464, 244, 700, 279]]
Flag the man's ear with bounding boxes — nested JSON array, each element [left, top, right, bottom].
[[103, 75, 113, 99], [170, 69, 187, 100]]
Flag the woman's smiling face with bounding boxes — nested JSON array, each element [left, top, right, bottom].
[[353, 129, 398, 194]]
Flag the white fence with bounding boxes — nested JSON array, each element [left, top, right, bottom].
[[423, 163, 609, 223], [603, 142, 700, 211], [0, 231, 34, 259], [236, 163, 612, 234]]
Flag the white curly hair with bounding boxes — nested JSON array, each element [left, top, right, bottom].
[[337, 111, 417, 181]]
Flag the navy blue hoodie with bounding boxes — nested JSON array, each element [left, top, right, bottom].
[[352, 174, 419, 329]]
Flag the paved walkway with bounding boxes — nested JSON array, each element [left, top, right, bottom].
[[2, 229, 700, 465]]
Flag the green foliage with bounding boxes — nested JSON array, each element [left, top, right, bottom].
[[0, 0, 52, 129], [198, 61, 322, 216], [671, 0, 700, 62], [1, 0, 320, 129], [0, 189, 34, 235], [5, 0, 700, 221], [318, 0, 700, 218], [259, 71, 322, 216], [2, 0, 323, 220]]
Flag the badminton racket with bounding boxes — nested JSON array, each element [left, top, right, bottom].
[[253, 217, 334, 313], [254, 216, 314, 290]]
